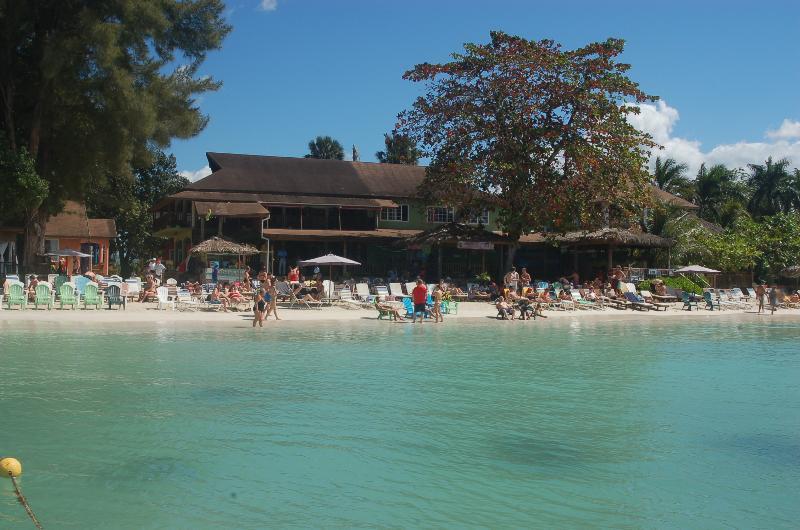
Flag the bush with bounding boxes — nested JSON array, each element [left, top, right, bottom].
[[638, 277, 704, 295]]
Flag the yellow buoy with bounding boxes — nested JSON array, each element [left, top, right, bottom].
[[0, 457, 22, 478]]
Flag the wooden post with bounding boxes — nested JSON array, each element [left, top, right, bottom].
[[217, 216, 223, 236], [343, 240, 348, 276], [104, 243, 110, 275], [200, 217, 205, 240]]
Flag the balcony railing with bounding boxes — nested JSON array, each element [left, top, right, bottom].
[[153, 212, 192, 231]]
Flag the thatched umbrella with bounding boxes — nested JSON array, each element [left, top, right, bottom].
[[189, 237, 259, 256]]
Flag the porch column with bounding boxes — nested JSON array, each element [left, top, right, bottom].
[[342, 241, 348, 276], [104, 243, 110, 275], [200, 217, 205, 240], [217, 216, 223, 236]]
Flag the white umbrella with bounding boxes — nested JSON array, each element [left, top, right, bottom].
[[674, 265, 720, 274], [298, 254, 361, 299]]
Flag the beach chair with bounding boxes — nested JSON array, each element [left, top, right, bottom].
[[405, 282, 417, 298], [338, 287, 367, 309], [375, 300, 396, 320], [156, 286, 175, 310], [639, 290, 669, 311], [703, 291, 720, 310], [54, 275, 68, 294], [57, 282, 77, 309], [74, 276, 89, 296], [623, 292, 653, 311], [402, 297, 429, 319], [105, 284, 126, 310], [83, 282, 103, 309], [321, 280, 337, 303], [125, 278, 141, 301], [275, 281, 293, 303], [374, 285, 390, 301], [389, 282, 408, 298], [34, 283, 54, 310], [355, 283, 376, 303], [442, 299, 459, 315], [176, 289, 199, 311], [680, 291, 697, 311], [572, 290, 600, 310], [5, 281, 27, 309]]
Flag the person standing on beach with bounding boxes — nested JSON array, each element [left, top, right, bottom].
[[411, 279, 428, 323], [755, 282, 766, 314], [520, 267, 531, 292], [265, 279, 280, 320], [769, 285, 778, 315], [504, 267, 519, 294], [431, 285, 444, 323], [253, 290, 266, 327]]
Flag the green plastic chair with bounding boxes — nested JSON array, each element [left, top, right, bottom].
[[375, 301, 396, 320], [54, 275, 68, 294], [34, 283, 53, 310], [443, 299, 459, 315], [83, 282, 103, 309], [5, 282, 27, 310], [59, 282, 78, 309], [703, 291, 720, 311]]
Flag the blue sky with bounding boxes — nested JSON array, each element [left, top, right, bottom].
[[173, 0, 800, 179]]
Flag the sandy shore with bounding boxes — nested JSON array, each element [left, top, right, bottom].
[[2, 299, 799, 325]]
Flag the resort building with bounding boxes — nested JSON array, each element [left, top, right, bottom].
[[0, 201, 117, 276], [154, 152, 696, 281]]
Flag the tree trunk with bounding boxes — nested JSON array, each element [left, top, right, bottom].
[[22, 206, 47, 275], [506, 242, 519, 271]]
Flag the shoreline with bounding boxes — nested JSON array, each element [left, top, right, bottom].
[[2, 300, 799, 327]]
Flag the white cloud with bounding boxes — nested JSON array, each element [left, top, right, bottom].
[[766, 119, 800, 140], [258, 0, 277, 11], [627, 100, 800, 175], [180, 165, 211, 182]]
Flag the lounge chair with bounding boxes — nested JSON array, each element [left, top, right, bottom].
[[404, 282, 417, 298], [375, 300, 397, 320], [403, 297, 429, 319], [54, 275, 69, 294], [82, 282, 103, 309], [571, 290, 600, 310], [105, 284, 126, 310], [338, 287, 368, 309], [74, 276, 89, 297], [176, 289, 199, 311], [623, 292, 653, 311], [639, 290, 670, 311], [156, 286, 175, 311], [680, 291, 697, 311], [442, 299, 459, 315], [5, 281, 27, 310], [59, 282, 78, 309], [355, 283, 376, 303], [389, 282, 408, 299], [34, 283, 54, 310], [703, 291, 720, 310], [125, 278, 141, 301], [374, 285, 390, 301]]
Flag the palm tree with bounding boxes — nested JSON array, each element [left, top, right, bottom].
[[376, 131, 421, 165], [305, 136, 344, 160], [747, 157, 800, 217], [652, 156, 693, 198], [694, 163, 747, 226]]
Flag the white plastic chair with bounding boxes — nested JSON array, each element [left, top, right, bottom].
[[156, 286, 175, 311]]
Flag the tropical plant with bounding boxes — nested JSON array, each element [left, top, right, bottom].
[[652, 156, 693, 198], [399, 32, 657, 265], [693, 163, 748, 226], [0, 1, 230, 272], [305, 136, 345, 160], [376, 131, 421, 164], [747, 157, 800, 217]]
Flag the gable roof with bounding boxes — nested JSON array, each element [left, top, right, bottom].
[[651, 186, 698, 210], [45, 201, 117, 239], [190, 152, 424, 199]]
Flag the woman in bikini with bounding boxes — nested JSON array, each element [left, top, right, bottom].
[[253, 290, 266, 327]]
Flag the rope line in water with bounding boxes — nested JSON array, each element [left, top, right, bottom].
[[9, 475, 43, 529]]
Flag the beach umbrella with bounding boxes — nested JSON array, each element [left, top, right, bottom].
[[44, 249, 91, 257], [674, 265, 720, 274], [299, 253, 361, 298]]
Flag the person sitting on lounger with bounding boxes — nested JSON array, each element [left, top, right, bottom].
[[228, 284, 244, 303], [27, 275, 39, 301], [138, 274, 157, 302], [209, 285, 229, 312], [376, 300, 405, 321], [559, 289, 573, 302], [496, 296, 515, 320]]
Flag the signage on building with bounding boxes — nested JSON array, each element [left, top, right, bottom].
[[457, 241, 494, 250]]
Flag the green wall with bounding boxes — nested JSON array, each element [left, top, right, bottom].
[[377, 201, 501, 231]]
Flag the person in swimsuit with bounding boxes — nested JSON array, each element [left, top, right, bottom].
[[253, 291, 266, 327], [755, 282, 766, 314], [264, 281, 280, 320], [431, 285, 443, 323]]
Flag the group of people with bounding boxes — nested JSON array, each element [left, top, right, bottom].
[[374, 279, 445, 323]]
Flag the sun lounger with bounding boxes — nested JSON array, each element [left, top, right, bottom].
[[375, 285, 390, 301], [355, 283, 376, 303], [639, 290, 670, 311], [404, 282, 417, 298], [375, 300, 397, 320], [623, 292, 653, 311], [34, 283, 54, 310], [338, 287, 369, 309], [176, 289, 199, 311], [571, 290, 600, 310], [389, 283, 408, 298]]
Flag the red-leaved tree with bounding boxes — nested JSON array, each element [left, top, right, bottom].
[[398, 31, 658, 265]]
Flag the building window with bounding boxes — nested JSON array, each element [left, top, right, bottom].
[[426, 206, 455, 223], [44, 239, 59, 253], [464, 210, 490, 225], [380, 205, 409, 222]]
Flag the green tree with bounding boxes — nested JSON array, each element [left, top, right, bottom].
[[693, 163, 747, 227], [0, 0, 230, 271], [376, 131, 421, 164], [652, 156, 693, 198], [305, 136, 345, 160], [87, 149, 188, 276], [747, 157, 800, 217], [0, 135, 49, 231], [399, 32, 657, 265]]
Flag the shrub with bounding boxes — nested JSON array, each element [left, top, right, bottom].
[[638, 277, 704, 295]]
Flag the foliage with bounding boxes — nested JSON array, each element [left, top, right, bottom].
[[0, 0, 230, 268], [398, 32, 657, 256], [746, 157, 800, 217], [0, 135, 48, 223], [638, 276, 704, 295], [693, 163, 748, 227], [87, 149, 189, 276], [305, 136, 345, 160], [376, 131, 421, 164], [652, 157, 693, 198], [475, 271, 491, 282]]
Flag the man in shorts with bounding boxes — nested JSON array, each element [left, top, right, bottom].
[[411, 279, 428, 324]]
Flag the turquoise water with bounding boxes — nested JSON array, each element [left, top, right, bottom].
[[1, 318, 799, 529]]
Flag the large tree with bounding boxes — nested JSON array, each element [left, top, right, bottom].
[[376, 131, 421, 165], [0, 0, 230, 271], [747, 157, 800, 217], [87, 149, 188, 276], [305, 136, 344, 160], [693, 163, 747, 227], [652, 156, 693, 198], [398, 32, 657, 264]]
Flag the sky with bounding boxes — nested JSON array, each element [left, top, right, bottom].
[[172, 0, 800, 181]]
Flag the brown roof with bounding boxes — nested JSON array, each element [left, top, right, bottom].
[[191, 152, 424, 199], [519, 228, 673, 248], [168, 190, 396, 209], [263, 228, 420, 241], [651, 186, 698, 210], [194, 201, 269, 217], [45, 201, 117, 239]]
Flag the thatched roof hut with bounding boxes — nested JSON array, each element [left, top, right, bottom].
[[520, 228, 673, 248], [400, 222, 512, 247], [189, 236, 260, 255]]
